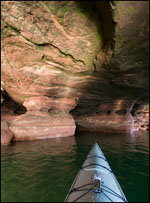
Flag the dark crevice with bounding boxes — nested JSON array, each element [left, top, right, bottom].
[[37, 43, 86, 65], [76, 1, 116, 53], [95, 1, 117, 52], [2, 20, 86, 66], [107, 110, 112, 115], [93, 61, 97, 73], [2, 19, 21, 35], [115, 110, 127, 115], [2, 90, 27, 115]]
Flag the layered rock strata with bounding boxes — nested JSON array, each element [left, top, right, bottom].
[[1, 96, 76, 141], [1, 1, 149, 145], [75, 100, 135, 133]]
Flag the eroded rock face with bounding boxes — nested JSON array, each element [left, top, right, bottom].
[[108, 1, 149, 101], [1, 121, 14, 145], [8, 112, 76, 140], [1, 1, 103, 103], [76, 113, 134, 134], [9, 96, 77, 140], [1, 1, 149, 140], [23, 96, 54, 112], [75, 100, 135, 133], [132, 104, 149, 131]]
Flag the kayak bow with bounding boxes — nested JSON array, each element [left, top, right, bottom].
[[65, 142, 127, 202]]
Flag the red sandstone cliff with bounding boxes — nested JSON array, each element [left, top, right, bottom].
[[1, 1, 149, 145]]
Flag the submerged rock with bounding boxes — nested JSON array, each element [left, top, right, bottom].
[[1, 121, 14, 145]]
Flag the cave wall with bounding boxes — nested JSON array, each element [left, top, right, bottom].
[[109, 1, 149, 102], [1, 1, 149, 145]]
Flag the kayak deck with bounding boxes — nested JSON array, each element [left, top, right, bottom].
[[65, 143, 127, 202]]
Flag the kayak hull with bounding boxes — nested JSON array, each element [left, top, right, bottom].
[[65, 143, 127, 202]]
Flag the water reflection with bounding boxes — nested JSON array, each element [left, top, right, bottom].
[[1, 131, 149, 202], [1, 135, 77, 156]]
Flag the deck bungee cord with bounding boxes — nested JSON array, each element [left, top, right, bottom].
[[64, 143, 127, 202], [101, 185, 127, 202], [81, 163, 113, 173], [86, 155, 107, 161], [67, 181, 127, 202]]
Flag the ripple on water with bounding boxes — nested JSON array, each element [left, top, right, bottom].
[[1, 131, 149, 202]]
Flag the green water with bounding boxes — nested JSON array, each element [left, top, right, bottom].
[[1, 131, 149, 202]]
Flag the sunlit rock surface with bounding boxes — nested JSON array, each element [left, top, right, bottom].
[[8, 112, 76, 141], [1, 1, 149, 143]]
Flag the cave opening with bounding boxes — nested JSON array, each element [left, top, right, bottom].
[[1, 90, 27, 115]]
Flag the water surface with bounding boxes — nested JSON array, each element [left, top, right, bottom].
[[1, 131, 149, 202]]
